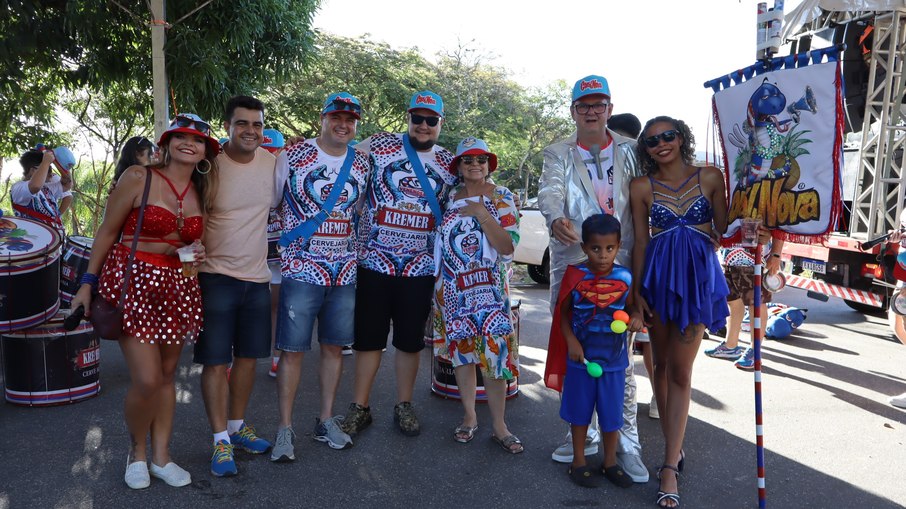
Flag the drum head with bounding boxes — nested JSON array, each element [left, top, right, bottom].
[[67, 236, 94, 249], [0, 216, 61, 259], [891, 293, 906, 316], [763, 272, 786, 293]]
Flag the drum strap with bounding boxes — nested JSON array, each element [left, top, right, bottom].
[[113, 168, 153, 309], [12, 203, 63, 228]]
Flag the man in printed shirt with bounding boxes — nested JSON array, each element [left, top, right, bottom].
[[269, 92, 370, 462], [341, 90, 456, 439]]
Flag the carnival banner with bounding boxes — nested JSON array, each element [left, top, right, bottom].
[[709, 48, 844, 243]]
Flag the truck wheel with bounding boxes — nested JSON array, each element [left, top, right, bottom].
[[527, 251, 550, 285], [843, 278, 888, 315]]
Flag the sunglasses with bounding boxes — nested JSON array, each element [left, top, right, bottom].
[[330, 99, 362, 114], [460, 155, 489, 165], [643, 130, 679, 148], [573, 102, 610, 115], [410, 113, 440, 127], [171, 115, 211, 136]]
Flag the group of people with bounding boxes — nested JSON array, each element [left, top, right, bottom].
[[8, 71, 788, 507]]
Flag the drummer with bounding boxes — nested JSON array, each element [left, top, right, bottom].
[[11, 149, 73, 233]]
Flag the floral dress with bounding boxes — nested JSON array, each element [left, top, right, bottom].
[[432, 184, 520, 380]]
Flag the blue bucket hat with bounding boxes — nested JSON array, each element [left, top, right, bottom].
[[572, 75, 611, 102], [450, 136, 498, 173], [157, 113, 221, 156], [408, 90, 444, 117], [262, 129, 285, 153], [322, 92, 362, 119]]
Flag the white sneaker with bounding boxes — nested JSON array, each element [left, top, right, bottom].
[[149, 462, 191, 487], [124, 460, 150, 489], [890, 392, 906, 409], [551, 433, 600, 463], [616, 452, 650, 483], [648, 395, 660, 419], [342, 346, 353, 356]]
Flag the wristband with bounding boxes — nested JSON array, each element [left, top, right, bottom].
[[79, 273, 99, 289], [771, 253, 781, 258]]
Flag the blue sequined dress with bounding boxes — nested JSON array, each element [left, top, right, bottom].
[[640, 168, 729, 333]]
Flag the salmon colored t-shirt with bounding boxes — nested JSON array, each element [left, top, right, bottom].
[[201, 147, 276, 282]]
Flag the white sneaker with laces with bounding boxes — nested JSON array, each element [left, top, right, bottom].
[[890, 392, 906, 409], [149, 462, 191, 487]]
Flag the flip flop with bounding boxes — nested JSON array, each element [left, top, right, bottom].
[[453, 425, 478, 443], [491, 434, 524, 454]]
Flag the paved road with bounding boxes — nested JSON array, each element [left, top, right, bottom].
[[1, 282, 904, 508]]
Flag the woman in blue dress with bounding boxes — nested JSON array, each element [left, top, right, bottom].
[[629, 116, 729, 508]]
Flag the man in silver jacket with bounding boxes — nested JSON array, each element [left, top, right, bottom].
[[538, 74, 648, 483]]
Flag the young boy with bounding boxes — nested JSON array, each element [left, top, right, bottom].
[[11, 149, 72, 231], [545, 213, 642, 488]]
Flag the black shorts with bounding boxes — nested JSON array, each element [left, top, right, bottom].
[[354, 268, 434, 353]]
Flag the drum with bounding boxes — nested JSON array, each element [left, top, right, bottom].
[[0, 216, 62, 332], [267, 230, 281, 264], [431, 299, 520, 401], [60, 236, 93, 307], [1, 310, 100, 406]]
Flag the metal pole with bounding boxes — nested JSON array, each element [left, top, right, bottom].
[[752, 245, 766, 508], [149, 0, 168, 141]]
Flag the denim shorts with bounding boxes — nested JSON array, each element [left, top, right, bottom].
[[193, 273, 272, 365], [275, 278, 355, 352]]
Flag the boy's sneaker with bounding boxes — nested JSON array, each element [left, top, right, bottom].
[[270, 426, 295, 463], [313, 416, 353, 450], [341, 346, 353, 356], [210, 440, 237, 477], [394, 402, 420, 436], [341, 402, 373, 436], [229, 423, 272, 454], [705, 341, 744, 359], [734, 347, 755, 371], [268, 359, 279, 378]]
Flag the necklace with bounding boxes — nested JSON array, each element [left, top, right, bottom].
[[153, 169, 193, 230]]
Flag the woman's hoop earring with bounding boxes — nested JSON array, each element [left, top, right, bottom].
[[163, 151, 171, 167], [195, 159, 212, 175]]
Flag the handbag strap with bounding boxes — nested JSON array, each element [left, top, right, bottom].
[[279, 146, 356, 248], [115, 167, 153, 309], [402, 134, 443, 224]]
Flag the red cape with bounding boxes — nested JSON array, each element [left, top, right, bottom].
[[543, 265, 586, 392]]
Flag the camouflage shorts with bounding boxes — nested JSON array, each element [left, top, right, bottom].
[[724, 265, 772, 305]]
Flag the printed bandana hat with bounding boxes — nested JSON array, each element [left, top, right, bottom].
[[322, 92, 362, 119], [572, 74, 611, 102], [450, 136, 498, 172], [262, 129, 285, 153], [408, 90, 444, 117], [158, 113, 221, 156]]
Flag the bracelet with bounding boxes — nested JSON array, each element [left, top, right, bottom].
[[79, 273, 99, 289], [479, 215, 491, 225], [771, 253, 781, 258]]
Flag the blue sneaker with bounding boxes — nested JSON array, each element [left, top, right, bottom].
[[211, 440, 237, 477], [229, 423, 272, 454], [734, 347, 755, 371], [705, 341, 744, 359]]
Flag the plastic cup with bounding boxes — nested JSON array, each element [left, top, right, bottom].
[[740, 217, 761, 247], [176, 245, 199, 277]]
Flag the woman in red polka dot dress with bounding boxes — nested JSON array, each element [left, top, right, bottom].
[[71, 114, 219, 489]]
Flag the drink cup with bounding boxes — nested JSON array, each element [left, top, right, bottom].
[[177, 245, 199, 277], [740, 217, 761, 247]]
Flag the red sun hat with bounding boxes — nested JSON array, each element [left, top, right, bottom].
[[157, 113, 221, 156], [450, 136, 498, 173]]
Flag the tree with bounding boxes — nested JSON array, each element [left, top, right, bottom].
[[0, 0, 319, 156]]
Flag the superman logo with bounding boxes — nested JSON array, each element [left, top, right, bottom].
[[575, 278, 628, 309]]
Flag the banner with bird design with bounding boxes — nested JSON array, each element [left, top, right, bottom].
[[706, 47, 844, 243]]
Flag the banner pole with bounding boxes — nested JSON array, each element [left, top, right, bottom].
[[752, 245, 767, 508]]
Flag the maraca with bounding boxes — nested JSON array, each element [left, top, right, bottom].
[[611, 315, 628, 334], [613, 310, 630, 322], [583, 359, 603, 378]]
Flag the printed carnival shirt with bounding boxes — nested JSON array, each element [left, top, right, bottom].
[[276, 139, 369, 286], [357, 132, 456, 277]]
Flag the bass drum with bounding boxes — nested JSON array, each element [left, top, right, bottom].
[[60, 235, 93, 308], [0, 216, 62, 331]]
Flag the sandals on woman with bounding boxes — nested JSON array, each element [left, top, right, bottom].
[[453, 425, 478, 443], [656, 464, 681, 508], [491, 434, 524, 454]]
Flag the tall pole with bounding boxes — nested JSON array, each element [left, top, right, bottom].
[[149, 0, 168, 141], [752, 246, 766, 509]]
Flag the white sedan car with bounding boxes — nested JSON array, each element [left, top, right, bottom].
[[513, 197, 550, 284]]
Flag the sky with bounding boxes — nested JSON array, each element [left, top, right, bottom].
[[314, 0, 800, 154]]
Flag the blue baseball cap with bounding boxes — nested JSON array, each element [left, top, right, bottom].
[[572, 75, 611, 102], [408, 90, 444, 117], [450, 136, 498, 172], [322, 92, 362, 119], [262, 129, 285, 153]]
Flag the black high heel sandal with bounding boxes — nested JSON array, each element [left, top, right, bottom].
[[677, 450, 685, 472], [655, 464, 680, 508]]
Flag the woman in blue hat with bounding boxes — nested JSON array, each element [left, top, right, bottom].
[[432, 137, 524, 453], [71, 113, 220, 489]]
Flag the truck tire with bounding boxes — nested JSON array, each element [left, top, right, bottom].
[[527, 250, 550, 285], [843, 277, 889, 315]]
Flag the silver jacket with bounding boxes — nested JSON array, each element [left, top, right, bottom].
[[538, 129, 642, 304]]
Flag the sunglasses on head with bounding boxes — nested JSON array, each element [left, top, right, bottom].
[[172, 115, 211, 136], [460, 155, 489, 165], [330, 99, 361, 114], [643, 129, 679, 148], [410, 113, 440, 127]]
